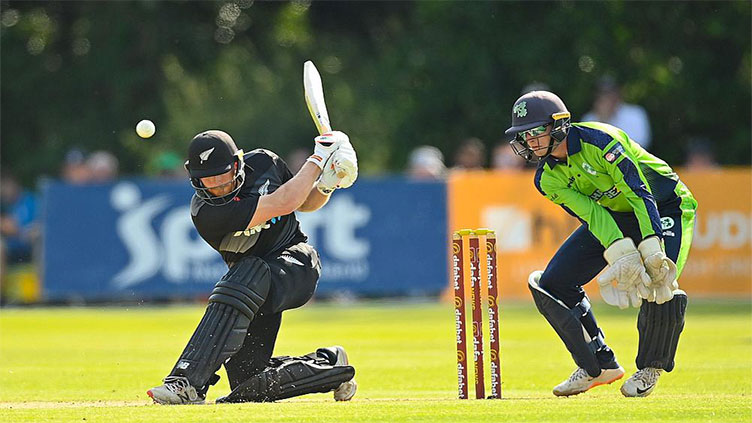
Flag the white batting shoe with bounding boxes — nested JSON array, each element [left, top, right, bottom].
[[553, 366, 625, 397], [147, 376, 205, 405], [620, 367, 662, 397], [330, 346, 357, 401]]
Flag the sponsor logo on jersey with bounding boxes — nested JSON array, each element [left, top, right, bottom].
[[604, 143, 625, 163], [589, 186, 621, 201]]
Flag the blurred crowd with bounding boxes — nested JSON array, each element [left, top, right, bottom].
[[398, 77, 719, 181]]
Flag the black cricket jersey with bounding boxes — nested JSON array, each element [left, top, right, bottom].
[[190, 149, 307, 265]]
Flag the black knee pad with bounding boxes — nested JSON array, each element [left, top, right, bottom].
[[209, 257, 271, 319], [170, 257, 271, 390], [529, 271, 605, 377], [216, 352, 355, 403], [636, 290, 687, 372]]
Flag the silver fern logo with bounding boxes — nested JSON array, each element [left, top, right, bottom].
[[199, 147, 215, 163]]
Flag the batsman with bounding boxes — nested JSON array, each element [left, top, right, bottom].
[[146, 127, 358, 404], [505, 91, 696, 397]]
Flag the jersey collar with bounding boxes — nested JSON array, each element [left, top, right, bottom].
[[566, 125, 583, 155]]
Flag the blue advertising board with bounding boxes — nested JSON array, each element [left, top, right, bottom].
[[42, 178, 447, 300]]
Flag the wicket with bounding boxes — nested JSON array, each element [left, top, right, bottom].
[[452, 228, 502, 399]]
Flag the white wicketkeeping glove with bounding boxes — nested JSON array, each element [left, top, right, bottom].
[[306, 131, 348, 170], [638, 236, 679, 304], [597, 238, 651, 309]]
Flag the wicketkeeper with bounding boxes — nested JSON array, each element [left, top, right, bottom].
[[147, 129, 358, 404], [505, 91, 696, 397]]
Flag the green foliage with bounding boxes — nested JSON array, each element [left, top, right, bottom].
[[1, 1, 749, 187]]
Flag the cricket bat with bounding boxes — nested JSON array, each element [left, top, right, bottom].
[[304, 60, 350, 179], [303, 60, 332, 135]]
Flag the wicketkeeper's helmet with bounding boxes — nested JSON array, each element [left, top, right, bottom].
[[505, 91, 571, 163]]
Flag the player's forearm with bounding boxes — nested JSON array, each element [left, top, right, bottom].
[[297, 186, 331, 212], [276, 162, 323, 212], [556, 189, 624, 247]]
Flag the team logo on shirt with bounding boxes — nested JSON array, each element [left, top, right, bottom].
[[604, 143, 625, 163], [513, 101, 528, 118], [582, 162, 597, 175], [258, 179, 270, 195], [661, 217, 675, 230]]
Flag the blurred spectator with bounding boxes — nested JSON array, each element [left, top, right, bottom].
[[285, 148, 310, 174], [582, 76, 652, 149], [521, 81, 550, 95], [492, 141, 526, 171], [0, 172, 38, 265], [407, 145, 447, 180], [685, 138, 719, 170], [151, 151, 186, 179], [86, 150, 119, 182], [62, 148, 91, 184], [452, 138, 486, 169]]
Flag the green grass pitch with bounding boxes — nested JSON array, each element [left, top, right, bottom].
[[1, 300, 750, 422]]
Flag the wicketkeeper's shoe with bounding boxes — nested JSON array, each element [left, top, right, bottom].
[[147, 376, 205, 405], [553, 366, 625, 397], [319, 345, 357, 401], [620, 367, 662, 397]]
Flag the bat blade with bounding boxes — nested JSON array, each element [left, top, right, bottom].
[[303, 60, 332, 135]]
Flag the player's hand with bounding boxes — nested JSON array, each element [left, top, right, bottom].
[[307, 131, 348, 170], [597, 238, 651, 308], [332, 140, 358, 189], [316, 154, 343, 195], [597, 279, 643, 309], [315, 138, 358, 194], [638, 236, 679, 304]]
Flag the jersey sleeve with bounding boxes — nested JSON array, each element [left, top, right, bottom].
[[594, 139, 663, 240], [192, 195, 259, 243], [273, 153, 295, 182], [535, 170, 624, 247]]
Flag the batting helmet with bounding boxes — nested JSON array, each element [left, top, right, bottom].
[[185, 130, 245, 205]]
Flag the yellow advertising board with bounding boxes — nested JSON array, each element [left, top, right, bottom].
[[448, 168, 751, 299]]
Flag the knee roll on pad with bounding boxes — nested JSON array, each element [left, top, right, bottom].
[[209, 257, 271, 319], [528, 271, 602, 377], [170, 257, 271, 390], [215, 353, 355, 403], [636, 290, 687, 372]]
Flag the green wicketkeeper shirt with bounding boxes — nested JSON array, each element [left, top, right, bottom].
[[534, 122, 693, 248]]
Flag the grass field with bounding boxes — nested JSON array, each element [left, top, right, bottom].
[[1, 299, 750, 422]]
